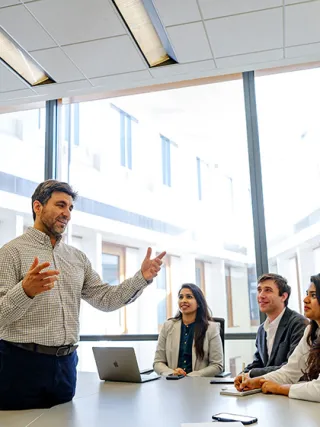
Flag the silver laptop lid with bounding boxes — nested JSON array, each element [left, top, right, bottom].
[[92, 347, 142, 383]]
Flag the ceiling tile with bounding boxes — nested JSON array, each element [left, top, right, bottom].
[[216, 49, 283, 68], [167, 22, 212, 63], [90, 70, 152, 88], [0, 62, 28, 92], [150, 59, 215, 78], [286, 2, 320, 46], [34, 79, 91, 96], [153, 0, 201, 26], [62, 36, 147, 79], [0, 0, 20, 7], [198, 0, 282, 19], [205, 8, 283, 57], [31, 47, 86, 83], [27, 0, 126, 46], [0, 88, 35, 101], [0, 4, 56, 51], [286, 42, 320, 58]]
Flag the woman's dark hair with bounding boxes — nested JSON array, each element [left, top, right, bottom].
[[171, 283, 213, 360], [305, 274, 320, 380]]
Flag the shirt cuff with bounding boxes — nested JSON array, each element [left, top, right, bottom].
[[139, 270, 153, 285], [288, 382, 313, 401], [8, 281, 34, 307], [124, 271, 151, 304]]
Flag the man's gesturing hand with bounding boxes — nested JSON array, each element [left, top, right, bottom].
[[141, 248, 166, 281], [22, 257, 60, 298]]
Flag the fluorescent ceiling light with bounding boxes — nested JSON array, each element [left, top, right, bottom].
[[112, 0, 177, 67], [0, 27, 54, 86]]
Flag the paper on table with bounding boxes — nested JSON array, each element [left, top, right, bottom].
[[181, 423, 243, 426]]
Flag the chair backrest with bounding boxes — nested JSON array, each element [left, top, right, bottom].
[[212, 317, 225, 371]]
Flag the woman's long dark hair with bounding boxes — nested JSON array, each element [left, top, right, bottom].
[[171, 283, 213, 360], [305, 274, 320, 380]]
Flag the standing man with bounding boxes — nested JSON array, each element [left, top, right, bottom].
[[235, 273, 307, 387], [0, 180, 166, 410]]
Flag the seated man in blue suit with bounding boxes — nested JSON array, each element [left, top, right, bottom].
[[236, 273, 308, 382]]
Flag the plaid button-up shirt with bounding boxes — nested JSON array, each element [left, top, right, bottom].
[[0, 228, 148, 346]]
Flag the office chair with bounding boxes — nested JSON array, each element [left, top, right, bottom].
[[212, 317, 231, 377]]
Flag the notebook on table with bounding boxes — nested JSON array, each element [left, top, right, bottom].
[[220, 386, 262, 396]]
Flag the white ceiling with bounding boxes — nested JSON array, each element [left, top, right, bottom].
[[0, 0, 320, 107]]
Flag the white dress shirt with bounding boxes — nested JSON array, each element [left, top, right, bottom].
[[264, 307, 286, 357], [264, 325, 320, 402]]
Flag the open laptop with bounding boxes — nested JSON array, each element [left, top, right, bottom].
[[92, 347, 160, 383]]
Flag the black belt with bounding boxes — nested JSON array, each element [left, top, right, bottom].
[[5, 341, 78, 357]]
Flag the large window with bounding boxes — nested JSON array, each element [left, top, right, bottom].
[[60, 78, 257, 346], [256, 68, 320, 314], [0, 77, 264, 374]]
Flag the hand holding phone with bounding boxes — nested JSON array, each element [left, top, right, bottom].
[[212, 412, 257, 425]]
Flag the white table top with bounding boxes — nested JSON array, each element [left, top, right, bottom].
[[0, 372, 319, 427]]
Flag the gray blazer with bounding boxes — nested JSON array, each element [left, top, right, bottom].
[[153, 319, 223, 377], [245, 307, 308, 377]]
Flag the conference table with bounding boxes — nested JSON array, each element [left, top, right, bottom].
[[0, 372, 318, 427]]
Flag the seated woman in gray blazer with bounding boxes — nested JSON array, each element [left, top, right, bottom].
[[153, 283, 223, 377]]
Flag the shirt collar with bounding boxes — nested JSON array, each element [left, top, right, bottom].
[[264, 307, 286, 332], [181, 321, 195, 329], [26, 227, 63, 248]]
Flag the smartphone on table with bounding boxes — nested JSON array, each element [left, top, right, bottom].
[[166, 374, 185, 380], [212, 412, 257, 425]]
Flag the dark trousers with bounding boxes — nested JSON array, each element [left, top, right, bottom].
[[0, 340, 78, 410]]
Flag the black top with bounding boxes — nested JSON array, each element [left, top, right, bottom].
[[177, 322, 195, 374]]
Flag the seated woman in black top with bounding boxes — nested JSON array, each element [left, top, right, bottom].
[[153, 284, 223, 377]]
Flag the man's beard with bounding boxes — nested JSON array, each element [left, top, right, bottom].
[[41, 216, 65, 238]]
